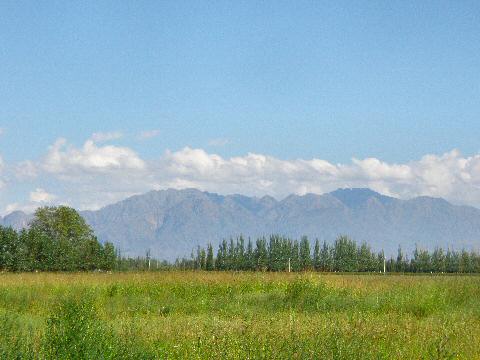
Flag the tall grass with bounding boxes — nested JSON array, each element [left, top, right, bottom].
[[0, 272, 478, 359]]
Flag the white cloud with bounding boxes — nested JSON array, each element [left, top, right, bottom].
[[4, 202, 38, 214], [155, 147, 480, 207], [1, 188, 58, 215], [137, 129, 160, 140], [4, 136, 480, 213], [14, 160, 38, 179], [29, 188, 56, 203], [42, 138, 145, 175], [90, 131, 123, 143]]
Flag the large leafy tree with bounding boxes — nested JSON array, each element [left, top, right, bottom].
[[30, 206, 112, 271], [0, 206, 116, 272], [31, 206, 94, 243], [0, 226, 19, 270]]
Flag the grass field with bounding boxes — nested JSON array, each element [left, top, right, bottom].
[[0, 272, 479, 359]]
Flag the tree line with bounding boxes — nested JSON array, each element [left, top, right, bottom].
[[176, 235, 480, 273], [0, 206, 116, 271], [2, 206, 480, 274]]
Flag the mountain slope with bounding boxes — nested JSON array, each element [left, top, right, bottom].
[[79, 188, 480, 260], [3, 188, 480, 260], [0, 211, 34, 230]]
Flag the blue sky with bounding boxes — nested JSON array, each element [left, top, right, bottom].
[[1, 1, 480, 213]]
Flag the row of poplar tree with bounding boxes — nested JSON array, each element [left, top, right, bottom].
[[0, 207, 117, 271], [176, 235, 480, 273]]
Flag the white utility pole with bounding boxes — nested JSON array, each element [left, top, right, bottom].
[[146, 249, 151, 271], [288, 258, 291, 273]]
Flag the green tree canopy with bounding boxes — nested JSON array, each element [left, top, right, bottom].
[[30, 206, 94, 243], [24, 206, 116, 271]]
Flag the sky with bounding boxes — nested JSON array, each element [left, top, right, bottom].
[[1, 1, 480, 214]]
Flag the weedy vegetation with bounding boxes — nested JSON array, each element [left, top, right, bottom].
[[0, 272, 479, 359]]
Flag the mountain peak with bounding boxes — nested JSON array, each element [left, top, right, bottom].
[[1, 211, 33, 230], [329, 188, 393, 207], [4, 210, 28, 217], [4, 187, 480, 261]]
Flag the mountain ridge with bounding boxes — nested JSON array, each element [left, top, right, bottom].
[[2, 188, 480, 260]]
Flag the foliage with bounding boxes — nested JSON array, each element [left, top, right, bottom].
[[0, 206, 116, 272], [2, 207, 480, 274], [181, 235, 480, 273]]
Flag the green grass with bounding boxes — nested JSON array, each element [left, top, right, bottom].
[[0, 272, 479, 359]]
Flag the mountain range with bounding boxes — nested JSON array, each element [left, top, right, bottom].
[[2, 188, 480, 260]]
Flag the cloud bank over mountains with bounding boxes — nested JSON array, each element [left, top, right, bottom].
[[1, 134, 480, 214]]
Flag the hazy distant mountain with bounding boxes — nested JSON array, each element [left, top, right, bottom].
[[4, 188, 480, 260], [0, 211, 33, 230], [79, 188, 480, 260]]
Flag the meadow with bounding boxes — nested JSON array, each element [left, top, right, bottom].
[[0, 272, 479, 359]]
